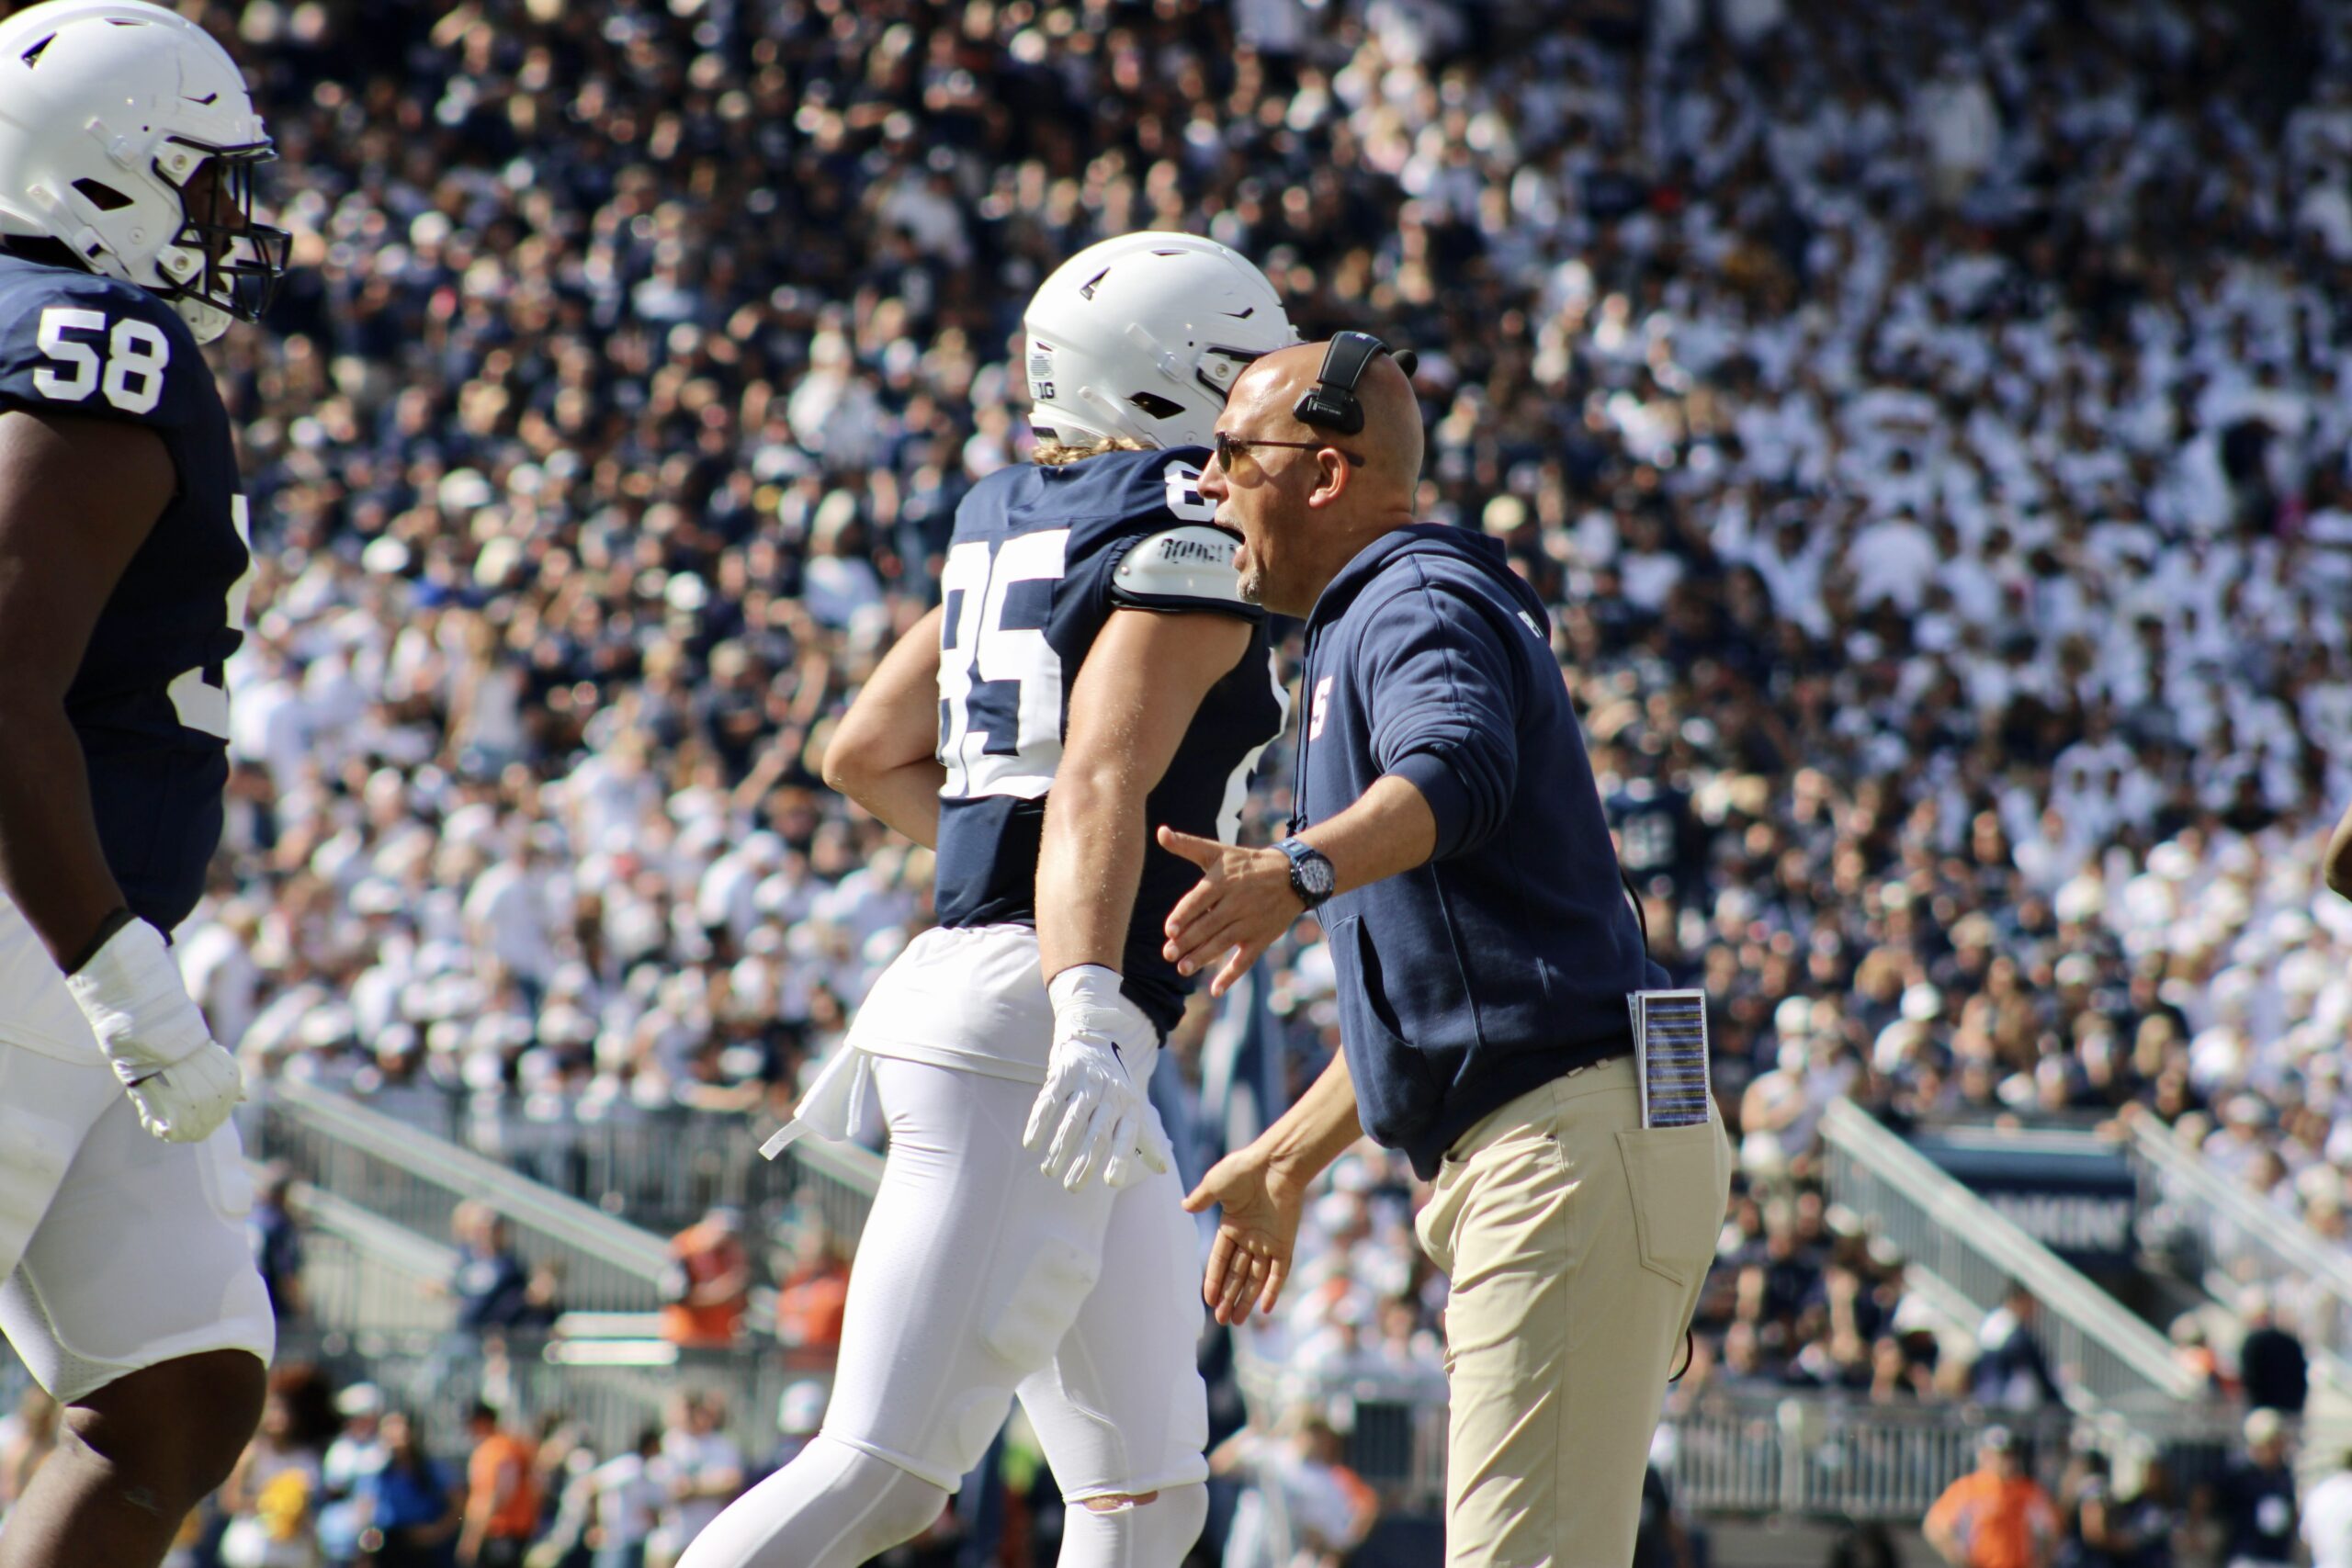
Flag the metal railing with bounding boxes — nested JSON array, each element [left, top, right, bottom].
[[246, 1079, 673, 1313], [289, 1180, 458, 1334], [1677, 1396, 2247, 1517], [783, 1133, 884, 1245], [1237, 1342, 2248, 1524], [262, 1328, 835, 1463], [2129, 1113, 2352, 1375], [315, 1084, 888, 1247], [1819, 1099, 2199, 1412]]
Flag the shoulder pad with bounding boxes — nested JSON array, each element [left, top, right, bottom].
[[1111, 525, 1256, 613]]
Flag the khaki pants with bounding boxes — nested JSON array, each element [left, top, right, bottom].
[[1415, 1055, 1733, 1568]]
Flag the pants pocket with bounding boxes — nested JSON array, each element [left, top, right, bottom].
[[1615, 1120, 1726, 1290], [1414, 1152, 1471, 1278]]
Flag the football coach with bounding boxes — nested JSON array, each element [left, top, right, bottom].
[[1157, 334, 1734, 1568]]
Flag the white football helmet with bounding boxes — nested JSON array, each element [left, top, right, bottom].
[[0, 0, 288, 344], [1023, 231, 1296, 450]]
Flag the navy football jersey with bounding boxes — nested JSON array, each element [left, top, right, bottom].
[[0, 255, 249, 932], [1604, 776, 1699, 897], [932, 445, 1286, 1035]]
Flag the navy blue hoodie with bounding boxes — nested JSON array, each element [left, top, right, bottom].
[[1295, 525, 1665, 1178]]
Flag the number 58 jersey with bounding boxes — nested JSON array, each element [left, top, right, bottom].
[[929, 445, 1287, 1037], [0, 255, 250, 933]]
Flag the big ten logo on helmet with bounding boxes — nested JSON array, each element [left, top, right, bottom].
[[1028, 345, 1056, 401]]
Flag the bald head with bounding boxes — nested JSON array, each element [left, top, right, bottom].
[[1203, 336, 1428, 616], [1233, 342, 1424, 502]]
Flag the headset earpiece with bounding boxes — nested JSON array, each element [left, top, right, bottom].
[[1294, 331, 1410, 436]]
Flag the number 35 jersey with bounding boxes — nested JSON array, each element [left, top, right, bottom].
[[928, 446, 1287, 1037], [0, 255, 249, 933]]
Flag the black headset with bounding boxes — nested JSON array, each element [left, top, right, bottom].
[[1292, 331, 1419, 436]]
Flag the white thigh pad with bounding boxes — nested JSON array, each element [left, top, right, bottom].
[[980, 1234, 1098, 1367], [0, 1092, 272, 1403], [819, 1059, 1117, 1491], [1017, 1160, 1210, 1501]]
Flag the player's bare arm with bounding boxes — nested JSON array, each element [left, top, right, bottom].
[[2325, 794, 2352, 899], [0, 408, 175, 968], [820, 604, 947, 850], [1035, 606, 1252, 981], [1023, 605, 1251, 1191]]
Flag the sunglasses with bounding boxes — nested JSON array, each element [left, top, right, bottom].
[[1212, 431, 1366, 473]]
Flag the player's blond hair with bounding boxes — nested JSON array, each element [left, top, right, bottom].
[[1032, 434, 1152, 466]]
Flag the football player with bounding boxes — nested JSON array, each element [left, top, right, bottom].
[[677, 234, 1294, 1568], [0, 4, 287, 1563]]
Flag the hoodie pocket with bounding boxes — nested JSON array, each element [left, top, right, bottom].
[[1326, 914, 1440, 1143]]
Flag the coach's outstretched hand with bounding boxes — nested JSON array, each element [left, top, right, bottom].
[[1158, 827, 1305, 998], [1182, 1144, 1311, 1325]]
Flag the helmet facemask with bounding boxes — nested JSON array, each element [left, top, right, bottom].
[[151, 137, 288, 336]]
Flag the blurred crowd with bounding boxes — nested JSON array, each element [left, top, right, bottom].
[[1918, 1408, 2352, 1568], [103, 0, 2352, 1456], [1, 1372, 785, 1568], [0, 1358, 1390, 1568]]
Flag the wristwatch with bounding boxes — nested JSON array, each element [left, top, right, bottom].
[[1275, 837, 1336, 909]]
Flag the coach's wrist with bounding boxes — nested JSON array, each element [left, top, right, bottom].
[[1253, 1128, 1328, 1194]]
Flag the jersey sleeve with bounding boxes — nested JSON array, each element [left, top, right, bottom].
[[0, 270, 198, 433]]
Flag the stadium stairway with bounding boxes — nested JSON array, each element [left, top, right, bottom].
[[282, 1176, 459, 1335], [322, 1082, 882, 1240], [239, 1079, 674, 1314], [230, 1078, 874, 1458], [2127, 1113, 2352, 1481], [242, 1076, 884, 1308], [1822, 1098, 2351, 1496], [1822, 1099, 2203, 1416]]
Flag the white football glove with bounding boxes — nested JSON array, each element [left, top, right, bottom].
[[1023, 965, 1173, 1192], [64, 918, 244, 1145]]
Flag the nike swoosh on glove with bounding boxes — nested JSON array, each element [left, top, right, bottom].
[[1024, 964, 1172, 1191], [65, 918, 245, 1144]]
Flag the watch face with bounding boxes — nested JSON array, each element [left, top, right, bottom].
[[1298, 852, 1336, 898]]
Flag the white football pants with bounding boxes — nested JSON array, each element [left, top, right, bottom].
[[0, 896, 274, 1403], [679, 1056, 1210, 1568]]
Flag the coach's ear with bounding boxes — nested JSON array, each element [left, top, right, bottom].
[[1306, 447, 1354, 511]]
